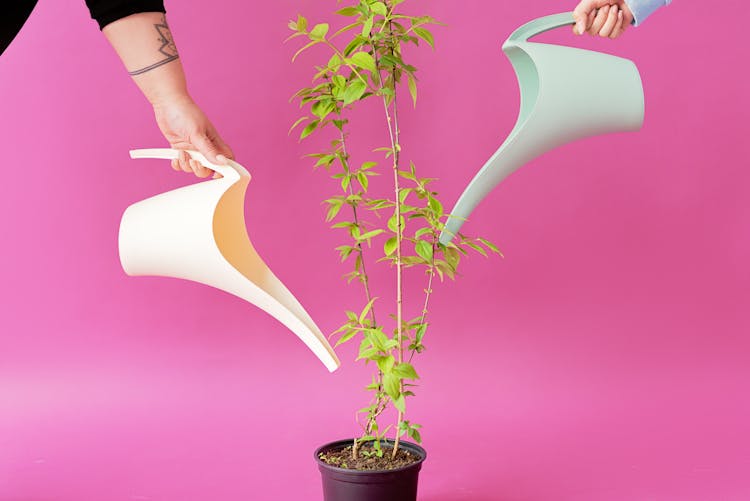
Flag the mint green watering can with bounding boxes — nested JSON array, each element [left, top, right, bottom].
[[440, 13, 644, 244]]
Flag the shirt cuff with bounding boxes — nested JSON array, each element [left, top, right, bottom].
[[625, 0, 671, 26], [86, 0, 166, 30]]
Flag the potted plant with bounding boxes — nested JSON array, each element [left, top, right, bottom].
[[288, 1, 501, 499]]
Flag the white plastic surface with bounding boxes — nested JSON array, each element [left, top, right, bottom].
[[119, 149, 340, 372]]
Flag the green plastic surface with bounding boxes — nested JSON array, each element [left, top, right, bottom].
[[440, 12, 644, 244]]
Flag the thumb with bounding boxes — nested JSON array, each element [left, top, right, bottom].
[[192, 133, 223, 166], [214, 136, 234, 162], [194, 132, 235, 166]]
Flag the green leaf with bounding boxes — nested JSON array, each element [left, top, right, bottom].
[[392, 393, 406, 413], [359, 297, 376, 323], [343, 80, 367, 105], [362, 16, 374, 36], [360, 229, 385, 240], [387, 214, 404, 233], [375, 355, 395, 373], [357, 346, 379, 361], [383, 373, 401, 399], [370, 2, 388, 16], [344, 37, 365, 57], [288, 116, 308, 135], [407, 73, 417, 107], [415, 323, 427, 343], [415, 240, 433, 262], [296, 14, 308, 32], [428, 196, 443, 218], [444, 246, 460, 270], [414, 227, 432, 239], [349, 52, 377, 73], [332, 74, 347, 90], [364, 328, 388, 352], [409, 427, 422, 443], [479, 237, 503, 256], [336, 6, 360, 16], [326, 201, 343, 222], [335, 329, 357, 347], [398, 169, 416, 181], [357, 171, 369, 191], [327, 53, 342, 71], [384, 237, 398, 256], [311, 100, 334, 119], [464, 239, 488, 257], [300, 120, 319, 139], [309, 23, 329, 40], [393, 362, 419, 380], [413, 26, 434, 48]]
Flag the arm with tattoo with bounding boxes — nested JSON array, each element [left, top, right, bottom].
[[102, 13, 186, 111], [101, 12, 233, 176]]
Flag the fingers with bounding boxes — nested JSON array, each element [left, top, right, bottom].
[[586, 9, 597, 33], [588, 5, 610, 35], [193, 131, 233, 178], [172, 149, 193, 174], [599, 5, 620, 37], [573, 0, 613, 34], [574, 1, 631, 39], [609, 9, 625, 38], [189, 158, 212, 178], [172, 148, 213, 178]]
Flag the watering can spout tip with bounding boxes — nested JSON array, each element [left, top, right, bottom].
[[325, 357, 341, 373]]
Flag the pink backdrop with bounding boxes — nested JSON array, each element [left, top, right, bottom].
[[1, 1, 748, 500]]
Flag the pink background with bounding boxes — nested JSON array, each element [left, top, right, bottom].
[[1, 1, 748, 500]]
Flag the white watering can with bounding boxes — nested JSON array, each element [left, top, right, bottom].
[[440, 12, 645, 244], [119, 149, 340, 372]]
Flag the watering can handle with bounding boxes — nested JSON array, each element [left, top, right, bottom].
[[129, 148, 250, 180], [507, 12, 576, 43]]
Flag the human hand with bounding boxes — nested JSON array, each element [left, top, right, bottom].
[[152, 96, 234, 178], [573, 0, 634, 39]]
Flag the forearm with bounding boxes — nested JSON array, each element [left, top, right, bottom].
[[102, 12, 189, 107]]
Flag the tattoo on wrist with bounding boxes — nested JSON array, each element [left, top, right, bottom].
[[129, 15, 180, 76]]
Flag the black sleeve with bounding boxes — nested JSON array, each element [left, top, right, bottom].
[[85, 0, 166, 30], [1, 0, 38, 56]]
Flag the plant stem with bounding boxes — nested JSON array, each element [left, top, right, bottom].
[[410, 237, 437, 364], [376, 15, 405, 459], [338, 120, 386, 461], [338, 123, 378, 327]]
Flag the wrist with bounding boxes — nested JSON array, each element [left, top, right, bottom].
[[151, 91, 193, 110]]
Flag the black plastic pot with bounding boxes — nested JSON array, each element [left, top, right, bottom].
[[315, 439, 427, 501]]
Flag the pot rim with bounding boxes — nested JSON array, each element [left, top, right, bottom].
[[314, 438, 427, 475]]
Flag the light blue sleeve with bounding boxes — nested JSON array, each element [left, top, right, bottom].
[[625, 0, 672, 26]]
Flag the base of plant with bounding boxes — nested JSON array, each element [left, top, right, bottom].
[[315, 439, 426, 501], [318, 441, 419, 471]]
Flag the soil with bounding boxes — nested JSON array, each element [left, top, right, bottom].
[[318, 442, 420, 471]]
